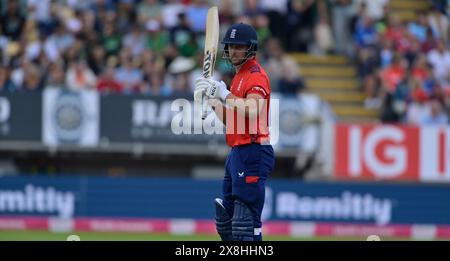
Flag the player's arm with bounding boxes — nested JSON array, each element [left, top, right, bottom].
[[195, 77, 267, 120], [209, 93, 265, 124], [224, 92, 266, 120]]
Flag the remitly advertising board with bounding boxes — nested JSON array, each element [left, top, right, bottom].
[[334, 124, 450, 183]]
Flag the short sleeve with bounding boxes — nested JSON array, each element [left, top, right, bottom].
[[244, 73, 270, 98]]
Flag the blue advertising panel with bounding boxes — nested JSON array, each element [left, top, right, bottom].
[[0, 176, 449, 225]]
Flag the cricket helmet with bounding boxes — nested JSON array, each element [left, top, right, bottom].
[[222, 23, 258, 63]]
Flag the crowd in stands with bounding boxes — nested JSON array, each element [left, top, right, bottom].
[[0, 0, 319, 96], [349, 0, 450, 125], [0, 0, 449, 125]]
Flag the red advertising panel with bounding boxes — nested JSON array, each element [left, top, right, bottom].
[[334, 124, 420, 181]]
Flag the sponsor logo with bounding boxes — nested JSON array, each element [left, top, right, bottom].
[[0, 184, 75, 218], [230, 29, 237, 39], [334, 124, 450, 182], [245, 176, 259, 183], [0, 97, 10, 136], [209, 83, 217, 97], [202, 50, 213, 78], [236, 78, 243, 92], [335, 124, 419, 181], [266, 190, 392, 225], [43, 89, 99, 147], [0, 97, 10, 123]]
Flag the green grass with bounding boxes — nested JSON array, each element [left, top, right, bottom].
[[0, 230, 414, 241]]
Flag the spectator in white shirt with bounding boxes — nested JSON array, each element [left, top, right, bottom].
[[427, 39, 450, 84], [65, 59, 97, 90]]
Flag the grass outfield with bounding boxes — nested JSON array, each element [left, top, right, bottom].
[[0, 230, 414, 241]]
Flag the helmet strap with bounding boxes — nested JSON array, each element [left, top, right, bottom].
[[222, 44, 256, 67]]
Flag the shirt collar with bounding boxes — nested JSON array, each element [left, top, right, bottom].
[[237, 57, 257, 74]]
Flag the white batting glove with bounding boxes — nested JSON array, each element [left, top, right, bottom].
[[201, 78, 230, 102], [194, 77, 208, 103]]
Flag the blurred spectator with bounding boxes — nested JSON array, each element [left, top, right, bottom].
[[0, 66, 16, 92], [167, 56, 195, 95], [427, 39, 450, 85], [380, 92, 402, 123], [261, 0, 288, 46], [115, 0, 136, 33], [243, 0, 264, 21], [356, 46, 378, 81], [21, 62, 43, 92], [25, 31, 46, 62], [122, 24, 147, 57], [0, 0, 25, 41], [87, 45, 106, 75], [64, 0, 95, 11], [65, 9, 83, 34], [353, 6, 379, 81], [0, 27, 8, 58], [421, 27, 438, 53], [254, 14, 271, 48], [63, 37, 85, 64], [141, 69, 171, 96], [45, 61, 66, 88], [219, 0, 238, 31], [10, 58, 28, 89], [285, 0, 315, 52], [421, 99, 448, 125], [170, 13, 197, 57], [96, 66, 123, 94], [185, 0, 209, 33], [162, 0, 185, 29], [353, 14, 377, 48], [408, 11, 429, 43], [405, 81, 430, 125], [380, 53, 406, 92], [404, 37, 422, 67], [26, 0, 52, 34], [146, 19, 170, 54], [314, 0, 334, 54], [330, 0, 353, 55], [137, 0, 163, 26], [411, 54, 430, 82], [114, 51, 143, 94], [265, 37, 305, 94], [101, 22, 122, 57], [379, 38, 394, 68], [65, 59, 97, 90], [392, 70, 412, 113], [363, 0, 389, 21], [427, 6, 449, 43], [363, 74, 382, 109], [45, 22, 76, 62]]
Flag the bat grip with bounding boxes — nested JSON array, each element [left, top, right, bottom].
[[201, 91, 208, 120]]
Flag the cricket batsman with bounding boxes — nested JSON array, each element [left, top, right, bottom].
[[194, 23, 275, 241]]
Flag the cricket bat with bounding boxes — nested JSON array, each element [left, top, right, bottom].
[[201, 6, 219, 120]]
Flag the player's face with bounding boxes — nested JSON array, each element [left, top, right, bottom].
[[228, 44, 249, 65]]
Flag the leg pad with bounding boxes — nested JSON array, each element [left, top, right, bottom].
[[215, 198, 233, 241]]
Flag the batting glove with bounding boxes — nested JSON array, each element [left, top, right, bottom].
[[197, 78, 230, 102], [194, 77, 208, 103]]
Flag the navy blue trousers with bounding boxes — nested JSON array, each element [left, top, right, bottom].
[[222, 143, 275, 231]]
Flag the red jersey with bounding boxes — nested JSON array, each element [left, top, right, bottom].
[[225, 58, 271, 147]]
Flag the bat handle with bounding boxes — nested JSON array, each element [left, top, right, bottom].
[[201, 91, 208, 120]]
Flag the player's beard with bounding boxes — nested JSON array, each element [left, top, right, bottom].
[[230, 54, 248, 66]]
